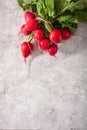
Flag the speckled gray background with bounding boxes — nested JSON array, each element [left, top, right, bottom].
[[0, 0, 87, 130]]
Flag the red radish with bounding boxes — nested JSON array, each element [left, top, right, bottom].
[[25, 11, 35, 23], [61, 28, 71, 40], [49, 29, 62, 44], [21, 24, 31, 35], [48, 44, 58, 56], [34, 29, 44, 43], [26, 19, 38, 31], [21, 42, 33, 58], [39, 39, 50, 50]]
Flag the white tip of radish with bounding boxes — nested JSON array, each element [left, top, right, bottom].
[[24, 58, 26, 64]]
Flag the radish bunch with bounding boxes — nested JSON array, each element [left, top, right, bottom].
[[20, 11, 72, 62]]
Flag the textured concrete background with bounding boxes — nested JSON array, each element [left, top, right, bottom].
[[0, 0, 87, 130]]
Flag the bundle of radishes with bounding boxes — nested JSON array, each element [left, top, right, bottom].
[[17, 0, 87, 62], [21, 11, 71, 61]]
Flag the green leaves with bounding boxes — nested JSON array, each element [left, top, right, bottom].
[[83, 0, 87, 7], [17, 0, 87, 34], [36, 0, 46, 19], [17, 0, 87, 18], [64, 0, 84, 12], [17, 0, 24, 8], [27, 32, 34, 42], [75, 10, 87, 21], [55, 0, 84, 15], [57, 13, 78, 34], [58, 14, 78, 24], [61, 22, 77, 34], [54, 0, 87, 33], [45, 23, 52, 32], [17, 0, 31, 11], [45, 0, 55, 17]]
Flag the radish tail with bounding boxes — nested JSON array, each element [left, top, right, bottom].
[[54, 55, 57, 58], [24, 58, 26, 64]]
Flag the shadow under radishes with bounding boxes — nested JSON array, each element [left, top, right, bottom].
[[26, 42, 43, 73], [59, 35, 87, 58]]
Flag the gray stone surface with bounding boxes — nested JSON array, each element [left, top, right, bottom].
[[0, 0, 87, 130]]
